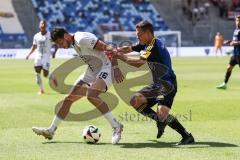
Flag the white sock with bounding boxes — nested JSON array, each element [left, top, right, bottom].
[[48, 116, 62, 133], [104, 112, 119, 128], [36, 73, 43, 90]]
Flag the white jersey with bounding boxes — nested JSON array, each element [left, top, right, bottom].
[[72, 32, 110, 73], [72, 32, 113, 89], [33, 31, 52, 60]]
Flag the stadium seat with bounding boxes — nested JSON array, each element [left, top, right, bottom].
[[31, 0, 169, 37]]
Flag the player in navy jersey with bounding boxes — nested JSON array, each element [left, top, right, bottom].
[[217, 16, 240, 89], [115, 20, 194, 145]]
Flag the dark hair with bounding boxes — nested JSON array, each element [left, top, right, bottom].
[[51, 28, 67, 41], [136, 20, 154, 34]]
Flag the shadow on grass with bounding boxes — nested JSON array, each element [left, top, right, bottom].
[[42, 140, 238, 148], [42, 141, 110, 145], [119, 140, 239, 149]]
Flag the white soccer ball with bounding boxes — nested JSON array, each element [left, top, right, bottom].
[[82, 125, 101, 143]]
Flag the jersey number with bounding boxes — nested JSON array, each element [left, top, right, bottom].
[[99, 72, 108, 79]]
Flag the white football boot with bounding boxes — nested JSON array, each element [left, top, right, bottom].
[[32, 127, 55, 140], [111, 123, 123, 144]]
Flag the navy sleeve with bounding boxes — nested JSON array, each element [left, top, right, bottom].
[[131, 43, 145, 52]]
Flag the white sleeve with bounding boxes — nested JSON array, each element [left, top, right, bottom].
[[78, 33, 98, 50], [33, 34, 37, 45]]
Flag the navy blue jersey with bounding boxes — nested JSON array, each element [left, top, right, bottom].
[[232, 28, 240, 56], [132, 38, 176, 85]]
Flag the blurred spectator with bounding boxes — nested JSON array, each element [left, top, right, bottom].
[[181, 0, 210, 25], [219, 0, 228, 19], [204, 1, 210, 15], [214, 32, 224, 56]]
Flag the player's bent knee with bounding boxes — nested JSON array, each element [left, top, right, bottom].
[[157, 106, 170, 121], [86, 92, 98, 102], [130, 95, 145, 109]]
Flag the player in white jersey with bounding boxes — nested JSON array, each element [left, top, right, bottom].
[[26, 20, 58, 95], [32, 28, 124, 144]]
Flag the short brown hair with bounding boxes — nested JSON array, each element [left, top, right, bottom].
[[136, 20, 154, 34]]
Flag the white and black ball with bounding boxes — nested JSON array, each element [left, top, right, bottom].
[[82, 125, 101, 143]]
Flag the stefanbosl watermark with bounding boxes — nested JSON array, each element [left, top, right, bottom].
[[117, 110, 193, 122]]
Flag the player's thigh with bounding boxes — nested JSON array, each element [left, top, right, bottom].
[[229, 56, 238, 68], [157, 80, 177, 117], [158, 86, 176, 109], [138, 84, 161, 99], [42, 60, 50, 73], [87, 78, 107, 98], [96, 62, 112, 90], [86, 61, 112, 97], [66, 80, 89, 101]]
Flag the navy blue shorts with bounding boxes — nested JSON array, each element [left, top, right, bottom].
[[229, 56, 240, 66], [138, 80, 177, 109]]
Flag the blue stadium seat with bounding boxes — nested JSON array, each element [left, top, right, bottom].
[[32, 0, 169, 37]]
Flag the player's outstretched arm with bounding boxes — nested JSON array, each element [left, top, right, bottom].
[[93, 39, 125, 83], [223, 40, 240, 46], [223, 40, 232, 45], [112, 58, 124, 83], [117, 46, 133, 54], [26, 44, 37, 60], [229, 40, 240, 46], [93, 40, 116, 58], [115, 53, 145, 68]]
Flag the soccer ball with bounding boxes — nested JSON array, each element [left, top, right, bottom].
[[82, 125, 101, 143]]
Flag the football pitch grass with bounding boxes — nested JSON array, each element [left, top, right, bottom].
[[0, 57, 239, 160]]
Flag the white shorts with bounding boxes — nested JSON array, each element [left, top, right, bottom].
[[74, 60, 112, 91], [34, 58, 50, 71]]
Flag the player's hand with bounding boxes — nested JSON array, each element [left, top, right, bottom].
[[26, 55, 30, 60], [224, 40, 231, 45], [116, 47, 123, 53], [105, 49, 117, 60], [113, 67, 124, 83], [112, 52, 123, 59]]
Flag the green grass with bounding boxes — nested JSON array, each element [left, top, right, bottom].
[[0, 57, 239, 160]]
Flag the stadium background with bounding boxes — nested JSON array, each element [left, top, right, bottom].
[[0, 0, 238, 48]]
